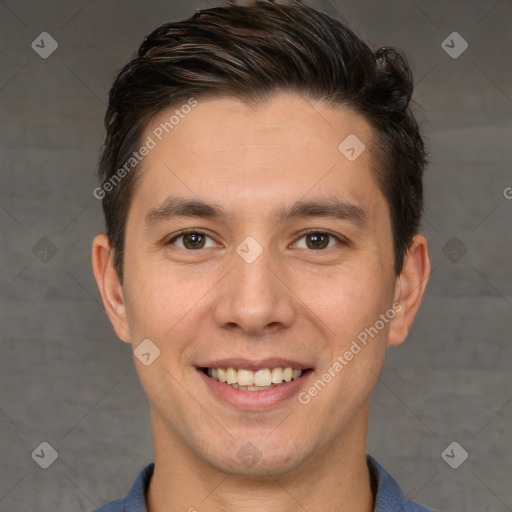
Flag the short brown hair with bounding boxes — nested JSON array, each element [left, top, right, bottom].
[[97, 0, 426, 280]]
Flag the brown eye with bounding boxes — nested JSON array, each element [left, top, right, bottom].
[[182, 232, 206, 249], [294, 231, 341, 250], [305, 232, 330, 249], [168, 231, 216, 250]]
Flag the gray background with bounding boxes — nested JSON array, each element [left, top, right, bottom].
[[0, 0, 510, 510]]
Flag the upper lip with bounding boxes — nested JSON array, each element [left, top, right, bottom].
[[198, 358, 313, 371]]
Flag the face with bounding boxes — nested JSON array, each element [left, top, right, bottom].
[[99, 93, 407, 476]]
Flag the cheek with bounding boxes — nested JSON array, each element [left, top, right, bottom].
[[295, 262, 392, 337], [123, 261, 213, 345]]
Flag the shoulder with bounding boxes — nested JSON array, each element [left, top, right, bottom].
[[91, 462, 155, 512], [367, 454, 437, 512], [401, 502, 438, 512], [91, 496, 125, 512]]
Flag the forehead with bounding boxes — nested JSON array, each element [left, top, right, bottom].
[[132, 92, 386, 225]]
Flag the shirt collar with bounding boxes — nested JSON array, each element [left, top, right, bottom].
[[112, 455, 433, 512]]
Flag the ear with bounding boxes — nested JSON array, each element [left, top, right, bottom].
[[91, 234, 131, 343], [387, 234, 430, 346]]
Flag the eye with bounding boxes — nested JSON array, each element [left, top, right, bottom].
[[293, 231, 343, 250], [166, 230, 218, 250]]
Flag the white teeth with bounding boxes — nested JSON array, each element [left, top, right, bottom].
[[206, 366, 304, 388], [237, 369, 254, 386], [271, 367, 283, 383], [254, 369, 272, 386], [226, 367, 237, 384]]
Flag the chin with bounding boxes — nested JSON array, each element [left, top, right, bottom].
[[201, 437, 312, 478]]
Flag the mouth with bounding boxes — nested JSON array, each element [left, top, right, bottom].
[[196, 358, 314, 410], [199, 366, 313, 391]]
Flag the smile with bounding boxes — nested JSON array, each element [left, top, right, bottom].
[[197, 359, 313, 410], [202, 367, 304, 391]]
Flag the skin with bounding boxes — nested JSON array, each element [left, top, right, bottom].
[[92, 92, 430, 512]]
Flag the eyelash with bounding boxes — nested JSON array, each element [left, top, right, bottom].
[[166, 229, 347, 250]]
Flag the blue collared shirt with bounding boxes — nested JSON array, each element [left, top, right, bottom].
[[92, 454, 437, 511]]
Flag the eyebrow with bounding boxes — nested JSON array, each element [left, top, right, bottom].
[[144, 195, 367, 228], [145, 197, 227, 227], [275, 198, 367, 226]]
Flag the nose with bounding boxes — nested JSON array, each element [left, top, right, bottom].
[[212, 242, 296, 337]]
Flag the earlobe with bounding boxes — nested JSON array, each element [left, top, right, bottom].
[[91, 234, 131, 343], [387, 234, 430, 346]]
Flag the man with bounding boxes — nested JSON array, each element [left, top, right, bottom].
[[91, 1, 435, 510]]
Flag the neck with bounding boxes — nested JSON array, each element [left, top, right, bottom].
[[146, 407, 374, 512]]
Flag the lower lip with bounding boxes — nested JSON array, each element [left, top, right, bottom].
[[198, 369, 312, 411]]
